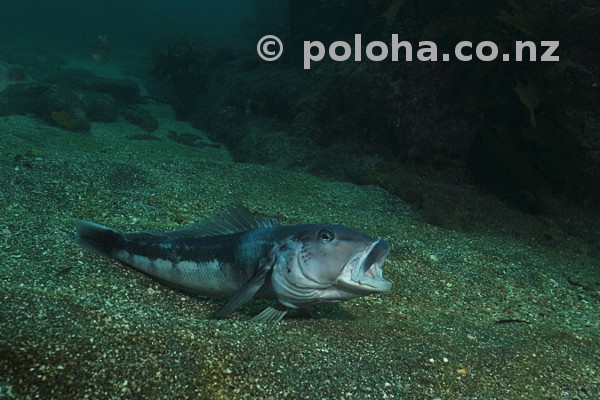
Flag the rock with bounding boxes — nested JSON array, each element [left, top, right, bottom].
[[0, 83, 90, 133], [50, 108, 90, 133], [122, 105, 159, 132], [81, 92, 118, 122], [42, 69, 141, 103], [87, 78, 140, 104], [232, 128, 316, 168]]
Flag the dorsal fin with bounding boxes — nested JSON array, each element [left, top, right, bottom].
[[158, 205, 280, 238]]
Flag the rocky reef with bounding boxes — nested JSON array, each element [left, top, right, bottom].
[[0, 68, 157, 133], [149, 0, 600, 216]]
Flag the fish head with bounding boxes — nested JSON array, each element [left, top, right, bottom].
[[272, 224, 392, 308]]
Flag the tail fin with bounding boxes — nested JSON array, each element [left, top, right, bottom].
[[75, 220, 121, 258]]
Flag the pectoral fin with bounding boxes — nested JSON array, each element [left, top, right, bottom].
[[251, 303, 289, 322], [215, 256, 273, 319]]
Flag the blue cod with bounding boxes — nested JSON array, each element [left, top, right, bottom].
[[76, 205, 392, 321]]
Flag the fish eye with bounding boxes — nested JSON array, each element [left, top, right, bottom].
[[317, 228, 335, 242]]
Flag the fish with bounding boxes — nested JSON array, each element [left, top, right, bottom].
[[91, 34, 112, 64], [75, 205, 392, 321], [0, 64, 29, 91]]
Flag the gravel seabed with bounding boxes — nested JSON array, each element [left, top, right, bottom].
[[0, 106, 598, 400]]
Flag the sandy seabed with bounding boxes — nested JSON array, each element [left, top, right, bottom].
[[0, 94, 598, 399]]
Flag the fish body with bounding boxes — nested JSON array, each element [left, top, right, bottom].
[[91, 35, 112, 64], [0, 64, 29, 91], [76, 205, 392, 321]]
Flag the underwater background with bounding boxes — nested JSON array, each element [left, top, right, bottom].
[[0, 0, 599, 399]]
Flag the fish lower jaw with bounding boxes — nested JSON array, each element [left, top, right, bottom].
[[335, 275, 392, 294], [339, 256, 392, 294]]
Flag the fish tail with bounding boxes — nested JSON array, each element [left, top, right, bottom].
[[76, 220, 121, 258]]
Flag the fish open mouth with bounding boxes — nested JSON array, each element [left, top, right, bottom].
[[338, 240, 392, 293]]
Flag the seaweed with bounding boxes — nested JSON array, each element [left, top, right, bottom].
[[150, 37, 209, 118], [365, 0, 405, 35], [382, 0, 600, 210], [50, 111, 77, 129], [151, 37, 237, 119]]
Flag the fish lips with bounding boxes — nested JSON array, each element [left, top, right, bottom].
[[341, 240, 392, 293]]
